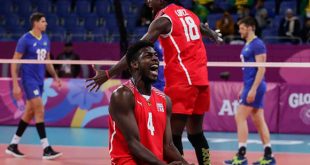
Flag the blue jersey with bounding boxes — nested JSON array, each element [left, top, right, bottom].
[[16, 32, 50, 85], [153, 41, 165, 91], [240, 37, 266, 86]]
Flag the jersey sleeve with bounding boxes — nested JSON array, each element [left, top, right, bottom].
[[15, 36, 27, 54], [253, 40, 266, 56]]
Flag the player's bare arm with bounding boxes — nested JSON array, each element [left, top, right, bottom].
[[86, 17, 170, 92], [46, 53, 61, 88], [163, 96, 192, 165], [141, 17, 171, 42], [200, 23, 223, 43], [109, 86, 167, 165], [11, 52, 23, 100], [247, 54, 266, 103]]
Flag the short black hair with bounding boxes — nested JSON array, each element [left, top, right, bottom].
[[126, 41, 154, 68], [238, 16, 256, 29], [30, 12, 45, 27]]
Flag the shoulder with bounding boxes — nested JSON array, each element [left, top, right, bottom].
[[19, 32, 30, 41], [252, 38, 265, 47], [111, 85, 134, 101], [152, 87, 166, 99]]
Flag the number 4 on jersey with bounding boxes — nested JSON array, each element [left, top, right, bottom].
[[147, 112, 155, 136], [180, 16, 200, 42]]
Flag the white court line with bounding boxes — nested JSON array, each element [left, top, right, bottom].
[[182, 137, 305, 145], [1, 59, 310, 68]]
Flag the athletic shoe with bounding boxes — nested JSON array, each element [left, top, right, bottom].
[[224, 155, 248, 165], [252, 156, 276, 165], [42, 146, 63, 160], [5, 144, 25, 158]]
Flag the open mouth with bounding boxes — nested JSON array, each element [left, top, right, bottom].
[[150, 64, 159, 76]]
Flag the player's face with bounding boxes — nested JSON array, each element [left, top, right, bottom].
[[35, 17, 48, 32], [138, 46, 159, 83], [238, 23, 250, 39]]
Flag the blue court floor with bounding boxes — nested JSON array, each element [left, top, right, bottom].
[[0, 126, 309, 154]]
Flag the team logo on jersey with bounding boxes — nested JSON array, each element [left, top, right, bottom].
[[156, 103, 164, 112], [43, 42, 47, 46], [33, 42, 37, 47], [33, 89, 39, 96]]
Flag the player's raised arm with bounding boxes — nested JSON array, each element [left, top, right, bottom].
[[200, 23, 223, 43], [86, 17, 171, 92], [109, 86, 167, 165], [141, 17, 171, 42]]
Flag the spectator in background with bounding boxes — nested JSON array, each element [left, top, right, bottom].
[[300, 0, 310, 18], [137, 0, 153, 26], [255, 0, 271, 30], [234, 0, 254, 7], [300, 18, 310, 43], [255, 9, 271, 30], [237, 5, 251, 19], [192, 0, 209, 23], [229, 0, 254, 13], [56, 42, 81, 78], [216, 11, 235, 37], [278, 8, 301, 43]]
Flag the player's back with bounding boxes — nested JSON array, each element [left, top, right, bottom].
[[109, 80, 167, 164], [156, 4, 209, 86], [17, 32, 50, 85]]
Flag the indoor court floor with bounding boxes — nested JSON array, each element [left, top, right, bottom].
[[0, 126, 309, 165]]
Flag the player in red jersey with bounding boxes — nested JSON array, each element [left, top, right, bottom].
[[108, 41, 191, 165], [87, 1, 222, 164]]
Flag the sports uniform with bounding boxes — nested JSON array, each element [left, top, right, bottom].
[[109, 80, 167, 165], [155, 4, 210, 115], [240, 37, 267, 108], [16, 32, 50, 100]]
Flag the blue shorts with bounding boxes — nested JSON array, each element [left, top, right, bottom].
[[22, 83, 44, 100], [240, 82, 266, 109]]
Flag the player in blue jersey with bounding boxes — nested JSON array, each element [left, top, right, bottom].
[[224, 17, 276, 165], [5, 12, 63, 160], [152, 40, 165, 91]]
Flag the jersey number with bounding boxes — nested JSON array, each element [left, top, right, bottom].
[[147, 112, 155, 136], [240, 55, 245, 70], [180, 16, 200, 42], [36, 49, 47, 61]]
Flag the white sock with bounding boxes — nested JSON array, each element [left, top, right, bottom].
[[264, 143, 271, 148], [238, 142, 247, 149], [11, 134, 21, 144], [40, 138, 49, 149]]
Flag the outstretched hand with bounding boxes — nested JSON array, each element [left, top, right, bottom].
[[86, 65, 109, 92], [203, 23, 223, 43]]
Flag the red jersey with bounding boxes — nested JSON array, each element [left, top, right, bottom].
[[155, 4, 209, 87], [109, 80, 167, 165]]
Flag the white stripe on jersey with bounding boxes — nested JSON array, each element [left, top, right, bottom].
[[109, 121, 117, 154], [153, 88, 166, 99], [168, 35, 192, 85]]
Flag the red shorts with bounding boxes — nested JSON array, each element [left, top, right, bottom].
[[164, 85, 210, 115]]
